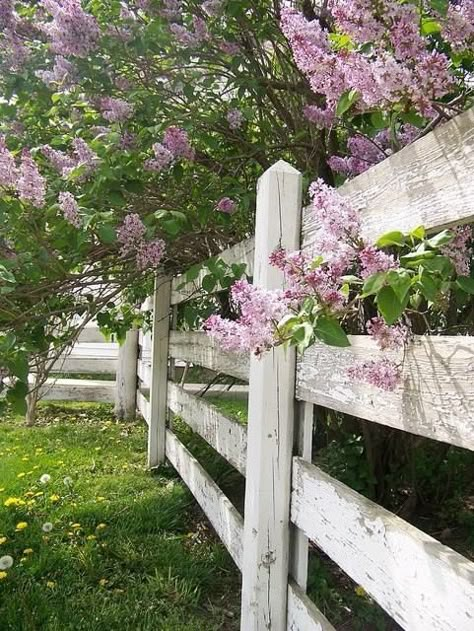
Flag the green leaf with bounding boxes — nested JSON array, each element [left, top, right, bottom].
[[430, 0, 449, 16], [291, 322, 314, 352], [386, 270, 412, 302], [6, 380, 28, 416], [97, 224, 116, 244], [421, 17, 441, 36], [376, 231, 405, 248], [10, 354, 29, 382], [185, 264, 202, 283], [456, 276, 474, 295], [362, 272, 387, 296], [376, 286, 404, 325], [201, 274, 217, 293], [410, 226, 426, 240], [336, 89, 359, 117], [426, 230, 454, 249], [314, 316, 350, 347], [418, 271, 440, 302]]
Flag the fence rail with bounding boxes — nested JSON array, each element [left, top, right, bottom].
[[139, 108, 474, 631]]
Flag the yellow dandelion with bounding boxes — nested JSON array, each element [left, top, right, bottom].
[[86, 535, 96, 541], [21, 457, 29, 462], [0, 537, 7, 545], [5, 497, 25, 507], [0, 571, 7, 580], [96, 497, 106, 502], [96, 523, 107, 531], [46, 581, 56, 589], [15, 522, 28, 531], [355, 586, 367, 598], [17, 472, 26, 479], [49, 494, 60, 503], [23, 549, 33, 555], [99, 578, 108, 587], [0, 488, 5, 492], [71, 523, 81, 530], [34, 491, 44, 497], [24, 491, 35, 498]]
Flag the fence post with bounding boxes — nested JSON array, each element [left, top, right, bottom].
[[148, 276, 171, 468], [114, 327, 139, 421], [241, 160, 302, 630]]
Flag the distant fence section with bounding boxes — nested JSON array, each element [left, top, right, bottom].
[[140, 108, 474, 631]]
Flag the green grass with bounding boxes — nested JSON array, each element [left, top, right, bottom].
[[0, 403, 240, 631]]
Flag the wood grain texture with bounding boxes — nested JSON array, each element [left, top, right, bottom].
[[241, 160, 302, 631], [114, 328, 138, 421], [167, 382, 247, 475], [165, 429, 244, 569], [39, 378, 115, 403], [148, 278, 171, 468], [292, 458, 474, 631], [171, 237, 255, 305], [287, 581, 335, 631], [297, 335, 474, 450], [290, 402, 314, 591], [137, 391, 150, 425], [169, 331, 249, 381], [303, 107, 474, 247], [51, 342, 119, 375]]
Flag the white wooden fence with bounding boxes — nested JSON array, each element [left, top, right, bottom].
[[136, 107, 474, 631]]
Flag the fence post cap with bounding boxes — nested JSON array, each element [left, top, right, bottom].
[[265, 159, 300, 175]]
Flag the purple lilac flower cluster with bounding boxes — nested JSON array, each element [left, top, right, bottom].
[[441, 225, 472, 276], [117, 213, 166, 270], [281, 4, 455, 121], [100, 97, 134, 123], [42, 138, 99, 180], [328, 126, 418, 177], [58, 190, 81, 227], [216, 197, 236, 214], [0, 139, 46, 208], [35, 55, 76, 89], [145, 126, 194, 172], [204, 279, 290, 356], [41, 0, 100, 58], [227, 109, 244, 130]]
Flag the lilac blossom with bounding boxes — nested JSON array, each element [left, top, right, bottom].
[[0, 0, 15, 31], [144, 143, 174, 172], [58, 191, 81, 227], [162, 126, 194, 160], [72, 138, 99, 178], [204, 279, 289, 355], [219, 40, 240, 55], [359, 246, 398, 278], [1, 29, 30, 71], [136, 239, 166, 269], [347, 358, 401, 391], [442, 0, 474, 52], [17, 150, 46, 208], [35, 56, 76, 88], [366, 317, 407, 351], [41, 0, 100, 58], [202, 0, 222, 16], [169, 23, 200, 48], [304, 104, 335, 129], [160, 0, 182, 21], [227, 108, 244, 130], [0, 135, 18, 187], [216, 197, 236, 214], [441, 225, 472, 276], [117, 213, 146, 256], [41, 144, 77, 176], [100, 97, 133, 123]]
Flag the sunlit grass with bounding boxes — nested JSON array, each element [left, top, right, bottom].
[[0, 402, 239, 631]]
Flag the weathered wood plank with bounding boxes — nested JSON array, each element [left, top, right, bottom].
[[171, 237, 255, 305], [165, 429, 244, 569], [297, 335, 474, 451], [148, 278, 171, 468], [303, 108, 474, 248], [167, 382, 247, 475], [137, 358, 151, 389], [290, 402, 314, 590], [114, 328, 138, 421], [292, 458, 474, 631], [137, 391, 150, 425], [241, 160, 302, 631], [38, 378, 115, 403], [169, 331, 249, 381], [51, 342, 119, 375], [287, 581, 335, 631]]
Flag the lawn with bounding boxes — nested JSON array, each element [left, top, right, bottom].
[[0, 402, 240, 631]]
